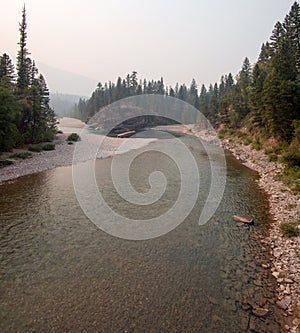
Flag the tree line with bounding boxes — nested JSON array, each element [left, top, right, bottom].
[[74, 2, 299, 148], [0, 6, 56, 152]]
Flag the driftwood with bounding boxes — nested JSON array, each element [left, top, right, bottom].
[[117, 130, 136, 138]]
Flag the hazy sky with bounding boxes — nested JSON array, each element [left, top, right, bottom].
[[0, 0, 296, 94]]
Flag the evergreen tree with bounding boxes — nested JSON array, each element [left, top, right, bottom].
[[258, 42, 272, 63], [0, 53, 15, 83], [169, 87, 175, 97], [199, 84, 208, 116], [178, 84, 188, 101], [283, 1, 300, 70], [270, 21, 285, 52], [17, 5, 30, 93], [0, 83, 21, 151], [188, 78, 199, 108], [236, 57, 252, 117], [157, 77, 165, 95]]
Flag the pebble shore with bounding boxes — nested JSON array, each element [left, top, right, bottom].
[[220, 139, 300, 333], [0, 134, 75, 184], [156, 124, 300, 332]]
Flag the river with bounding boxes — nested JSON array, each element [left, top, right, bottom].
[[0, 133, 284, 332]]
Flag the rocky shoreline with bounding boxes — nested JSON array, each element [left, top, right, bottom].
[[159, 124, 300, 332], [220, 139, 300, 333]]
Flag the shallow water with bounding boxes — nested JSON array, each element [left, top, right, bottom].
[[0, 135, 284, 332]]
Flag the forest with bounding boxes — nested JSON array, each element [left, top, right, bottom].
[[1, 3, 299, 173], [0, 6, 56, 152], [72, 2, 299, 167]]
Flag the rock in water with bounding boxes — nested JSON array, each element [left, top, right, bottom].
[[252, 308, 269, 317], [233, 215, 254, 225]]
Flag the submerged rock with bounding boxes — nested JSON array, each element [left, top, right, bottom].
[[252, 307, 269, 317], [233, 215, 254, 225]]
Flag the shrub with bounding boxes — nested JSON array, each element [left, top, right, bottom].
[[67, 133, 80, 142], [0, 160, 13, 168], [275, 166, 300, 195], [228, 129, 235, 136], [9, 152, 32, 159], [280, 222, 300, 238], [28, 144, 43, 152], [57, 130, 63, 134], [268, 153, 278, 162], [282, 144, 300, 167], [243, 137, 252, 146], [252, 139, 262, 151], [42, 143, 55, 151], [217, 129, 225, 139]]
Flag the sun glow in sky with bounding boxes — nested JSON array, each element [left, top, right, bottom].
[[0, 0, 295, 94]]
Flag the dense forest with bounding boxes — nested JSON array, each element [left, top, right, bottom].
[[73, 2, 299, 163], [0, 6, 56, 152]]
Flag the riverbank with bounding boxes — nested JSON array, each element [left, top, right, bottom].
[[156, 124, 300, 331], [189, 126, 300, 333], [0, 117, 157, 184], [221, 138, 300, 331], [0, 134, 75, 184], [0, 117, 84, 184]]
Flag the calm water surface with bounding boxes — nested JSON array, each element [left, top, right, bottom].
[[0, 135, 284, 332]]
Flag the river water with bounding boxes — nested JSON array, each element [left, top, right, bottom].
[[0, 134, 284, 332]]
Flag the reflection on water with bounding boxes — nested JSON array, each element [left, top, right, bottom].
[[0, 136, 284, 332]]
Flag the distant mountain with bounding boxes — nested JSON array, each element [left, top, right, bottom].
[[37, 62, 97, 96], [50, 92, 86, 118]]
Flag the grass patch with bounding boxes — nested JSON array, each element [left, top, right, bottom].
[[282, 144, 300, 168], [28, 144, 43, 152], [252, 139, 262, 151], [9, 152, 32, 159], [275, 166, 300, 195], [280, 222, 300, 238], [227, 129, 236, 136], [67, 133, 80, 142], [217, 129, 226, 139], [0, 160, 13, 168], [268, 153, 278, 162], [42, 143, 55, 151], [243, 137, 252, 146]]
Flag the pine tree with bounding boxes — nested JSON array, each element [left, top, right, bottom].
[[283, 1, 300, 70], [0, 83, 21, 151], [0, 53, 15, 83], [169, 87, 175, 97], [157, 77, 165, 95], [270, 22, 285, 52], [130, 71, 138, 95], [258, 42, 272, 63], [17, 5, 30, 93], [199, 84, 208, 116], [236, 57, 252, 117], [178, 84, 188, 101], [188, 78, 199, 108]]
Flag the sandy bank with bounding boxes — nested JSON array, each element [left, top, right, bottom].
[[0, 118, 156, 184]]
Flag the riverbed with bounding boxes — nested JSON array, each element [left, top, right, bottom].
[[0, 133, 286, 332]]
